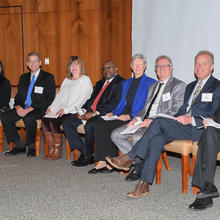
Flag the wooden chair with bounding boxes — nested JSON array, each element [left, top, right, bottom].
[[192, 142, 220, 194], [155, 140, 194, 193]]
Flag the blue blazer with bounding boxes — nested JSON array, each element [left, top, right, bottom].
[[175, 75, 220, 140], [113, 74, 156, 118]]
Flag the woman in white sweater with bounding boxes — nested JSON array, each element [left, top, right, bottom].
[[42, 56, 93, 160]]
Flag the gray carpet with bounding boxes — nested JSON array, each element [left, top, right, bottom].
[[0, 139, 220, 220]]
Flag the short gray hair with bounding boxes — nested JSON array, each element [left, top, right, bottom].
[[27, 52, 40, 62], [130, 54, 147, 66], [155, 55, 173, 68], [195, 50, 214, 64]]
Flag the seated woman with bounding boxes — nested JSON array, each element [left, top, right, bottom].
[[88, 54, 156, 174], [0, 61, 11, 119], [42, 56, 93, 160]]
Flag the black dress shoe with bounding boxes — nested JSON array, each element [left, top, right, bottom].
[[75, 155, 94, 167], [71, 154, 85, 166], [196, 184, 219, 199], [88, 167, 115, 174], [188, 198, 213, 210], [27, 148, 36, 157], [5, 147, 26, 155], [125, 168, 140, 181]]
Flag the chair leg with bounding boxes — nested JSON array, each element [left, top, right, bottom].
[[9, 142, 14, 151], [35, 128, 41, 156], [162, 152, 170, 171], [0, 126, 4, 152], [192, 154, 198, 194], [65, 139, 71, 160], [44, 135, 48, 157], [156, 154, 163, 184], [182, 155, 190, 193]]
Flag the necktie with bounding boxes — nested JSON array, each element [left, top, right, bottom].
[[25, 74, 36, 109], [92, 81, 110, 112], [145, 83, 163, 118], [186, 81, 202, 116]]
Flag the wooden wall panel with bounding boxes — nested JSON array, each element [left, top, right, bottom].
[[0, 0, 132, 86], [0, 6, 23, 85]]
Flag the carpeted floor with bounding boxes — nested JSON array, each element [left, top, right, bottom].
[[0, 138, 220, 220]]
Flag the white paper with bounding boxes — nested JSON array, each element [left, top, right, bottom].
[[34, 86, 43, 94], [120, 121, 142, 135], [44, 103, 64, 119], [148, 113, 175, 120], [200, 115, 220, 129], [101, 115, 118, 121]]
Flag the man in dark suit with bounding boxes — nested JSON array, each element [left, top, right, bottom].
[[62, 61, 124, 166], [189, 103, 220, 210], [106, 50, 220, 199], [2, 52, 56, 156]]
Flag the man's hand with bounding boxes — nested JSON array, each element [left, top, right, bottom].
[[175, 115, 192, 125], [79, 112, 94, 120], [56, 109, 65, 117], [118, 114, 130, 121], [203, 118, 213, 128], [139, 118, 152, 128], [127, 118, 137, 127], [105, 112, 113, 117], [16, 106, 33, 117]]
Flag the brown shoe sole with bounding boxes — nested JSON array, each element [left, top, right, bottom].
[[106, 157, 130, 171], [126, 191, 149, 198]]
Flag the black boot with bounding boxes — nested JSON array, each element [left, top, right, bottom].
[[125, 159, 144, 181]]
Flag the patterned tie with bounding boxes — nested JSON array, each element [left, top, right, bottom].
[[91, 80, 110, 112], [186, 81, 202, 116], [145, 83, 164, 118], [25, 74, 36, 109]]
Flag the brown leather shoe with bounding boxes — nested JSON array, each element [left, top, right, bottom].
[[106, 154, 133, 171], [126, 180, 149, 198], [43, 132, 54, 159], [47, 133, 62, 160]]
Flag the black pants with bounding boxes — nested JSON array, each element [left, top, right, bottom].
[[94, 119, 129, 161], [1, 108, 43, 146], [192, 126, 220, 190]]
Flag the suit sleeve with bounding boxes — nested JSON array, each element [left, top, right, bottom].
[[166, 82, 186, 116], [14, 75, 26, 107]]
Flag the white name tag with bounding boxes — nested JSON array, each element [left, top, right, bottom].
[[201, 93, 213, 102], [34, 86, 44, 94], [162, 92, 171, 102]]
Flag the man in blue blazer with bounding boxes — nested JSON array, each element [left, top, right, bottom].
[[2, 52, 56, 156], [106, 50, 220, 201]]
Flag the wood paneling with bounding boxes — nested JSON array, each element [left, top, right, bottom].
[[0, 0, 132, 86]]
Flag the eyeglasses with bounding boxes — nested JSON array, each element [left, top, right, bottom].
[[102, 66, 114, 71], [155, 64, 172, 69]]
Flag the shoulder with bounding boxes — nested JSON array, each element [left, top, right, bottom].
[[40, 70, 54, 79], [79, 75, 91, 82], [169, 76, 186, 87]]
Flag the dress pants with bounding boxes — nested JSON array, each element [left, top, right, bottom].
[[94, 120, 129, 161], [127, 117, 201, 184], [1, 108, 43, 146], [61, 114, 86, 155], [111, 124, 147, 154], [192, 126, 220, 189]]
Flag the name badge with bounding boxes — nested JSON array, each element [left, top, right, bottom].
[[34, 86, 44, 94], [162, 92, 171, 102], [201, 93, 213, 102]]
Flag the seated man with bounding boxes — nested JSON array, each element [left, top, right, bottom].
[[2, 52, 56, 156], [88, 54, 156, 174], [111, 55, 186, 181], [106, 50, 220, 198], [62, 61, 124, 166], [189, 103, 220, 210]]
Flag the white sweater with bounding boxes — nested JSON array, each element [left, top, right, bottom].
[[49, 75, 93, 115]]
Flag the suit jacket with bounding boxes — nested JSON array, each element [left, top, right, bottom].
[[175, 75, 220, 140], [14, 70, 56, 114], [213, 101, 220, 123], [137, 76, 186, 120], [82, 74, 124, 115]]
